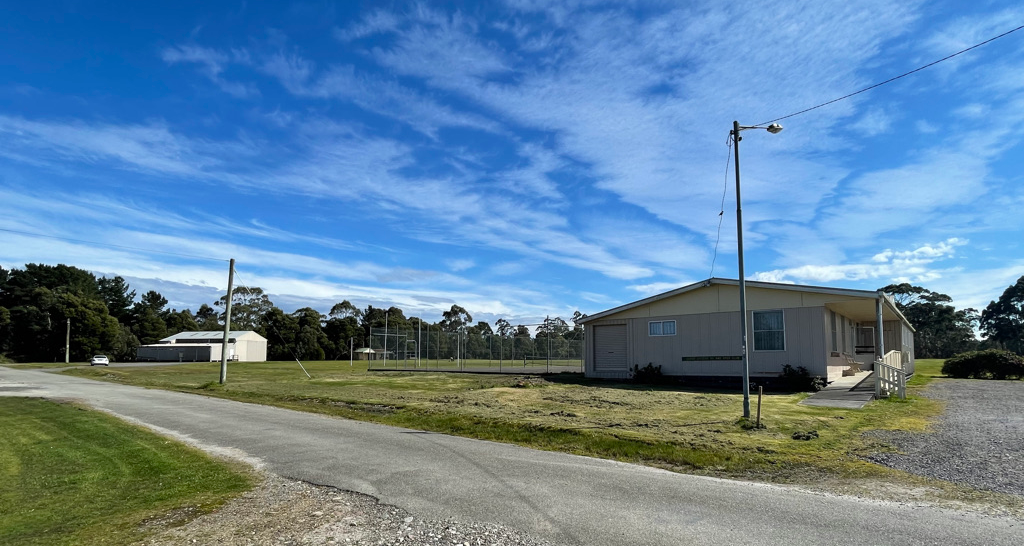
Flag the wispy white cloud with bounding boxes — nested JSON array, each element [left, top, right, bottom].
[[445, 258, 475, 271], [0, 115, 253, 180], [357, 1, 922, 248], [626, 280, 697, 297], [161, 44, 258, 98], [333, 9, 402, 41], [6, 1, 1022, 329], [752, 238, 967, 284], [849, 108, 895, 137]]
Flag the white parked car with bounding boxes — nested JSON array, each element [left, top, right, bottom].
[[89, 355, 110, 366]]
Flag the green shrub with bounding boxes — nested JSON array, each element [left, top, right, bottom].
[[942, 350, 1024, 380], [630, 363, 668, 384], [780, 364, 826, 392]]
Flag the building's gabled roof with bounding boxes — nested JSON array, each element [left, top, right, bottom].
[[578, 277, 911, 327], [160, 330, 266, 342]]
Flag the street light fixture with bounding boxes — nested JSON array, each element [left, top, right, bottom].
[[730, 120, 783, 419]]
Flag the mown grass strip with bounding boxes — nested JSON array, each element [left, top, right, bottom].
[[0, 398, 253, 546]]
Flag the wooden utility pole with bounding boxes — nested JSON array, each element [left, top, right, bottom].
[[219, 259, 235, 385]]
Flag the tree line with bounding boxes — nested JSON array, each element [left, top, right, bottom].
[[880, 281, 1024, 358], [0, 263, 584, 363], [2, 263, 1022, 363]]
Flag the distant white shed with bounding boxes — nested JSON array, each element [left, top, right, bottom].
[[136, 330, 268, 362]]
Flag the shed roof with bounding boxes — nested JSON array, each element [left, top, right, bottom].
[[161, 330, 267, 342], [578, 278, 912, 328]]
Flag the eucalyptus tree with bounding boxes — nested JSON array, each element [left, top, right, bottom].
[[981, 276, 1024, 355]]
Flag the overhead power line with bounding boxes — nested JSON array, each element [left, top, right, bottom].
[[757, 23, 1024, 126], [708, 135, 733, 278], [0, 227, 228, 262]]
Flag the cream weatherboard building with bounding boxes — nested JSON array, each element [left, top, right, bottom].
[[579, 278, 914, 383], [136, 331, 268, 362]]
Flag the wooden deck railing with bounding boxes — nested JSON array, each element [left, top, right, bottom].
[[875, 350, 906, 399]]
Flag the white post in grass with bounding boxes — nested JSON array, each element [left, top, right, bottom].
[[383, 312, 388, 369]]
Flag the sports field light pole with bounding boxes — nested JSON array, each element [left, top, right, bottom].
[[731, 121, 782, 419], [219, 258, 235, 385]]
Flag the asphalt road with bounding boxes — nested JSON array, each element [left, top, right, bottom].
[[2, 367, 1021, 546]]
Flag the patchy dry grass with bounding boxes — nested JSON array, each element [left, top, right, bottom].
[[59, 359, 955, 490]]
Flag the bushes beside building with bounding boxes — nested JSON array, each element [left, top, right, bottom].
[[942, 350, 1024, 380]]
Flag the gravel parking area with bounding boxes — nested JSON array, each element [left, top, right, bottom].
[[868, 379, 1024, 497], [138, 473, 554, 546]]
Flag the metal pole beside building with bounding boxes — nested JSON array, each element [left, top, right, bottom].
[[733, 121, 751, 419], [876, 292, 885, 362]]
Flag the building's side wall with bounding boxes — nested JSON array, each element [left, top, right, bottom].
[[580, 284, 923, 380], [586, 306, 828, 378], [881, 320, 916, 375], [902, 322, 916, 375], [137, 344, 215, 362], [240, 340, 267, 362]]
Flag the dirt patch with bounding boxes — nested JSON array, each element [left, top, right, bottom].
[[136, 473, 552, 546]]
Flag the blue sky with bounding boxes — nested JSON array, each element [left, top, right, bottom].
[[1, 1, 1023, 325]]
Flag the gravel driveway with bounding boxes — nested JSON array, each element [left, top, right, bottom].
[[868, 379, 1024, 497]]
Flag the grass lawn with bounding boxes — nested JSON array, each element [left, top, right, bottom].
[[59, 359, 954, 487], [0, 398, 253, 546]]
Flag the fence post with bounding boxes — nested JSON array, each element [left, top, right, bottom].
[[874, 360, 881, 399]]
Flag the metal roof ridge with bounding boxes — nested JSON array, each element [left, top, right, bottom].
[[578, 278, 903, 323]]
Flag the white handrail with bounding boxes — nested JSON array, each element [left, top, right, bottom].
[[875, 351, 906, 400]]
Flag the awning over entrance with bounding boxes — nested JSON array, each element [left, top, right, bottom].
[[824, 296, 910, 328]]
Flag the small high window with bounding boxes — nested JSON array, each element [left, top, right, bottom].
[[753, 310, 785, 351], [648, 320, 676, 336]]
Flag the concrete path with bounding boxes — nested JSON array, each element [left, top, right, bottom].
[[800, 371, 877, 409], [2, 367, 1021, 546]]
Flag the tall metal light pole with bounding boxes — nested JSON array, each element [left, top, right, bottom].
[[731, 120, 783, 418], [65, 318, 70, 364]]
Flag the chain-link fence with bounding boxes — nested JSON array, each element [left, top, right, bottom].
[[366, 323, 583, 373]]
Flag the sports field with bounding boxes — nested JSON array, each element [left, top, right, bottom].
[[367, 357, 582, 373]]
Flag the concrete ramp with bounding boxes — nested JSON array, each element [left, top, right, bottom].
[[800, 371, 876, 409]]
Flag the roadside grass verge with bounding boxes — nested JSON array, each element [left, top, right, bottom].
[[61, 360, 950, 486], [0, 398, 253, 546], [1, 362, 93, 369]]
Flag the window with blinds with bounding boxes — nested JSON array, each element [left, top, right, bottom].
[[753, 310, 785, 351]]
